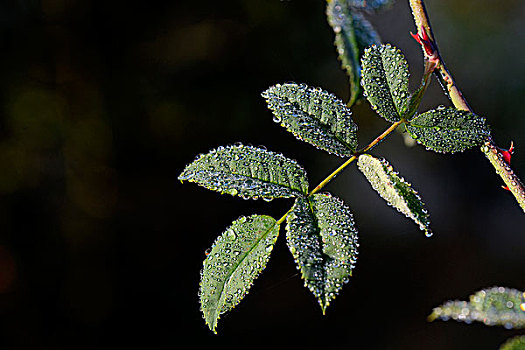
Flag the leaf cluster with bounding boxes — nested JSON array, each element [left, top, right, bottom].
[[178, 0, 514, 336]]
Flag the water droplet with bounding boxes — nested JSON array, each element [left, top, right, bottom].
[[226, 229, 236, 240]]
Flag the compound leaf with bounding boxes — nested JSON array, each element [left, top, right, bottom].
[[429, 287, 525, 329], [326, 0, 381, 105], [500, 336, 525, 350], [357, 154, 431, 236], [200, 215, 280, 333], [406, 107, 491, 153], [361, 44, 410, 122], [286, 193, 359, 313], [179, 143, 309, 199], [262, 83, 358, 157]]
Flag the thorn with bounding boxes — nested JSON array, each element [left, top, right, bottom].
[[410, 31, 421, 45], [498, 141, 514, 165], [502, 185, 511, 192], [410, 25, 438, 63]]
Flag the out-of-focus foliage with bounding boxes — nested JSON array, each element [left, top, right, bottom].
[[429, 287, 525, 329]]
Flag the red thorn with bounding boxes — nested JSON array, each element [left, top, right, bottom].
[[498, 141, 514, 165], [411, 26, 438, 62], [419, 26, 431, 42], [502, 185, 511, 192], [410, 31, 422, 45]]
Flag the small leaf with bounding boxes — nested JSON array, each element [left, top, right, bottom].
[[429, 286, 525, 329], [326, 0, 381, 105], [262, 83, 358, 157], [361, 44, 410, 122], [500, 336, 525, 350], [357, 154, 431, 236], [346, 0, 395, 12], [406, 107, 491, 153], [286, 193, 359, 313], [179, 143, 309, 199], [200, 215, 280, 333]]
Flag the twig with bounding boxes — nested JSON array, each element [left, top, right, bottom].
[[408, 0, 525, 212]]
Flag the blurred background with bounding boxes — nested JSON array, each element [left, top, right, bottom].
[[0, 0, 524, 348]]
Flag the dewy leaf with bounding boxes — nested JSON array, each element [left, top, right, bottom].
[[406, 107, 491, 153], [326, 0, 381, 105], [357, 154, 431, 236], [200, 214, 280, 333], [179, 143, 309, 199], [361, 44, 410, 122], [347, 0, 395, 12], [262, 83, 358, 157], [429, 287, 525, 329], [286, 193, 358, 313], [500, 336, 525, 350]]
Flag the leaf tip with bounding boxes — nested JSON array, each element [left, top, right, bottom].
[[208, 323, 218, 335], [203, 309, 219, 334]]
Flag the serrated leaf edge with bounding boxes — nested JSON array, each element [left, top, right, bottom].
[[179, 143, 309, 198], [201, 215, 280, 333]]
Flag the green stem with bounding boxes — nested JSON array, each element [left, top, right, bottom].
[[407, 60, 437, 118], [356, 119, 405, 155], [276, 208, 293, 226], [308, 155, 357, 197], [408, 0, 525, 213]]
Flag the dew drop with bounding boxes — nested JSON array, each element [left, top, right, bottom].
[[226, 229, 236, 240]]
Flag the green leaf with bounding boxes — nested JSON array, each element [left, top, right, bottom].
[[500, 336, 525, 350], [200, 214, 280, 333], [357, 154, 431, 236], [429, 287, 525, 329], [262, 83, 358, 157], [406, 107, 491, 153], [361, 44, 410, 122], [179, 143, 309, 199], [286, 193, 359, 313], [326, 0, 381, 105]]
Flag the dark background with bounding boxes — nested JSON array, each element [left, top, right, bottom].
[[0, 0, 524, 348]]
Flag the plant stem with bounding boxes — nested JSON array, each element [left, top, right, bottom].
[[308, 155, 357, 197], [276, 208, 293, 226], [356, 119, 405, 155], [408, 0, 525, 212], [409, 0, 470, 112]]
